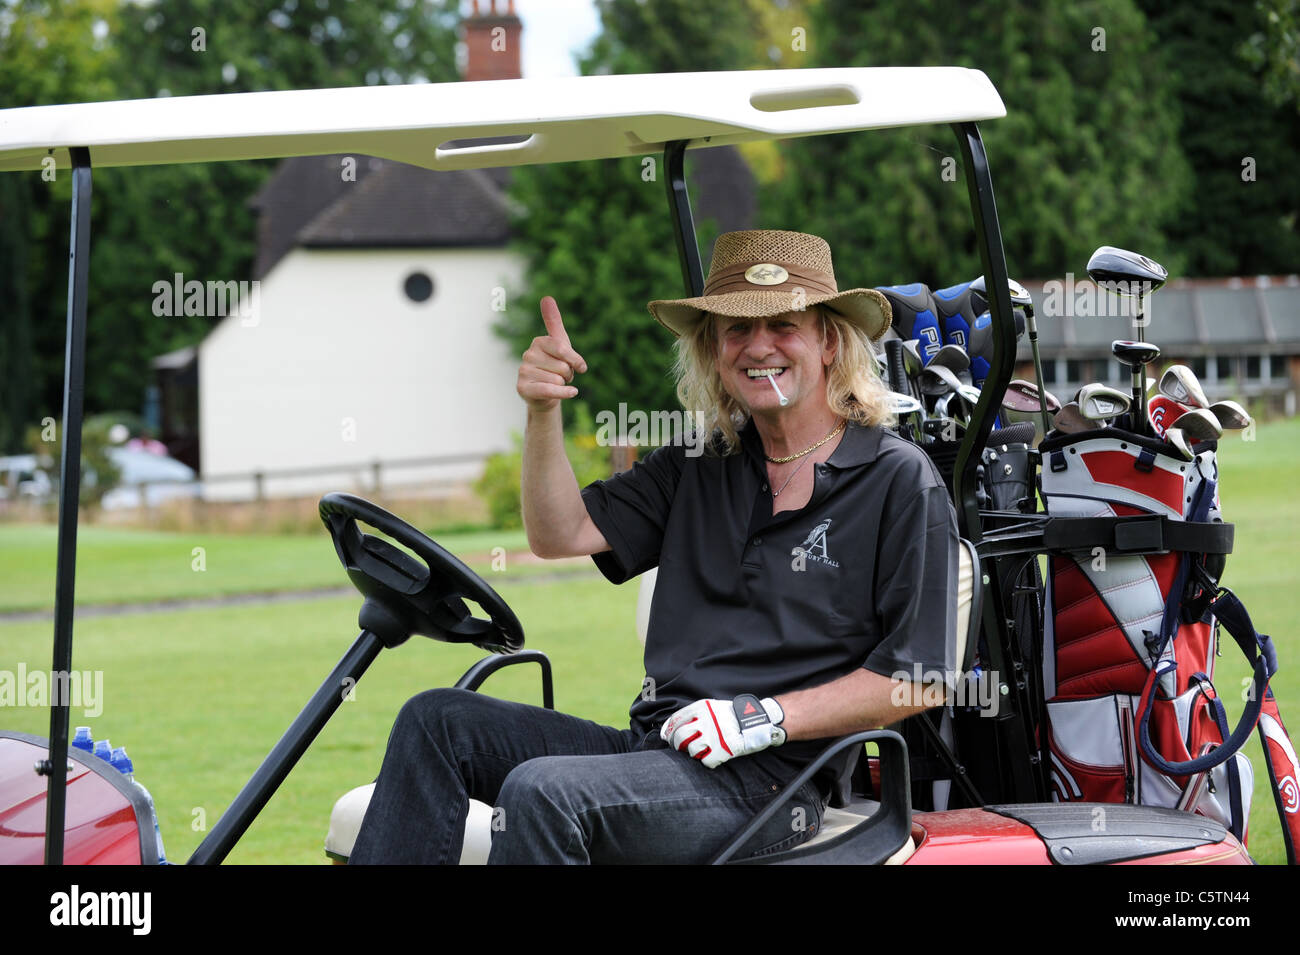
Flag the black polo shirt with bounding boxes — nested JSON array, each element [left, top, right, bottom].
[[581, 419, 958, 774]]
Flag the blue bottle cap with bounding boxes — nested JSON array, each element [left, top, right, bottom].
[[72, 727, 94, 752], [93, 739, 113, 762], [110, 746, 134, 776]]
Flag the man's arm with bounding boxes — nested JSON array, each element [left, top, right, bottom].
[[516, 296, 610, 559], [661, 671, 941, 768], [775, 667, 937, 741]]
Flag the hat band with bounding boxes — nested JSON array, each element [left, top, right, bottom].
[[703, 261, 839, 298]]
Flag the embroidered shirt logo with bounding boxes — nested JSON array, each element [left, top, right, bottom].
[[792, 519, 839, 569]]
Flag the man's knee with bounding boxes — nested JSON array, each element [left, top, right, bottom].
[[496, 758, 576, 816], [490, 758, 587, 863], [391, 687, 484, 746]]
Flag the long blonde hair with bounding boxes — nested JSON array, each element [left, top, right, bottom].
[[672, 305, 893, 453]]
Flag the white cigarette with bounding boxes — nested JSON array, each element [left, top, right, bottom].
[[767, 373, 789, 406]]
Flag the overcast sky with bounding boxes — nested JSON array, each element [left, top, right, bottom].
[[511, 0, 603, 78]]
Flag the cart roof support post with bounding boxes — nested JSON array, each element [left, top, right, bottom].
[[948, 123, 1046, 799], [663, 140, 705, 298], [42, 146, 93, 865], [950, 121, 1015, 545]]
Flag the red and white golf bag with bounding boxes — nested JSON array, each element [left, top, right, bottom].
[[1038, 429, 1299, 862]]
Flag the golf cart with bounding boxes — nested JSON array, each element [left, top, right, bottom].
[[0, 66, 1281, 865]]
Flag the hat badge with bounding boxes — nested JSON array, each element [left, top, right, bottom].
[[744, 263, 789, 286]]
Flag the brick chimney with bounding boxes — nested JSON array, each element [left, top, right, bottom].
[[462, 0, 523, 82]]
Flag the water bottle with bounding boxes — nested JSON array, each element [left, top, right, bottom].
[[93, 739, 113, 763], [71, 726, 94, 755], [109, 746, 167, 865]]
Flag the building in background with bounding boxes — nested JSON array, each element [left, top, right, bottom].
[[1014, 276, 1300, 414]]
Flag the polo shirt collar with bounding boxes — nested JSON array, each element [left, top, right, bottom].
[[739, 417, 884, 469]]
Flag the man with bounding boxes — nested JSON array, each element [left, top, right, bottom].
[[349, 230, 957, 864]]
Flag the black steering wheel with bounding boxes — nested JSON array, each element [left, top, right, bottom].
[[318, 492, 524, 654]]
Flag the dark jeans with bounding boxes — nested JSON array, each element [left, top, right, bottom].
[[348, 688, 825, 864]]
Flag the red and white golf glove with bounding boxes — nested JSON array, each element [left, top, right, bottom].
[[661, 694, 786, 769]]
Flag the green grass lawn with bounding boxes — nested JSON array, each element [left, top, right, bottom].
[[1198, 417, 1300, 865], [0, 578, 644, 864], [0, 523, 581, 613], [1, 419, 1297, 864]]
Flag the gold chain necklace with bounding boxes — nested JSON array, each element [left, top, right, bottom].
[[764, 419, 846, 464]]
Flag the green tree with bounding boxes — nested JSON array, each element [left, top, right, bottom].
[[1141, 0, 1300, 275], [1243, 0, 1300, 110], [0, 0, 121, 454], [765, 0, 1193, 284]]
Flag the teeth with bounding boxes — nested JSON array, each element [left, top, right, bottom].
[[747, 368, 784, 377]]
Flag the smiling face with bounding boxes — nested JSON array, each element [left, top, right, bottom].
[[714, 307, 838, 417]]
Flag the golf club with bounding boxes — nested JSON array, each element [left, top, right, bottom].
[[1090, 247, 1169, 437], [1159, 365, 1209, 410], [1112, 340, 1162, 433], [1053, 401, 1100, 434], [1076, 383, 1132, 425], [1208, 399, 1252, 431], [1164, 427, 1194, 461], [1172, 407, 1223, 442]]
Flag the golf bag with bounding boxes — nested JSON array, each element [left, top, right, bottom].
[[1038, 428, 1299, 862]]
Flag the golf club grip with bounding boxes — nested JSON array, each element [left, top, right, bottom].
[[885, 339, 907, 395]]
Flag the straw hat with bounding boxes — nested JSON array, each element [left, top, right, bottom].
[[647, 229, 891, 340]]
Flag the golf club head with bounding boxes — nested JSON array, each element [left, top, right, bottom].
[[1087, 246, 1169, 296], [919, 362, 963, 397], [1164, 427, 1194, 461], [1001, 404, 1054, 447], [1004, 379, 1060, 413], [1002, 381, 1044, 414], [1077, 383, 1132, 422], [1053, 401, 1100, 434], [1208, 399, 1252, 431], [969, 273, 1033, 312], [952, 384, 981, 426], [928, 344, 971, 374], [1173, 407, 1223, 441], [901, 339, 925, 398], [887, 391, 923, 416], [1112, 340, 1162, 370], [1159, 364, 1209, 410]]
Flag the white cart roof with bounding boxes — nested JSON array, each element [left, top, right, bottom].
[[0, 67, 1003, 173]]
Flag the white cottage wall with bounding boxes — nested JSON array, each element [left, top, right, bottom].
[[199, 246, 526, 500]]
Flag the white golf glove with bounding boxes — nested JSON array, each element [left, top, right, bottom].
[[661, 694, 786, 769]]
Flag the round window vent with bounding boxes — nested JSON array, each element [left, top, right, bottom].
[[404, 271, 434, 303]]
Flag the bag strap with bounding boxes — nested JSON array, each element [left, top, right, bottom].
[[1135, 471, 1272, 777], [1194, 672, 1245, 841], [1136, 588, 1276, 776], [1256, 689, 1300, 865], [1041, 516, 1234, 555]]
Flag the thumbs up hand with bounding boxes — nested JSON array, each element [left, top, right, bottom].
[[516, 296, 589, 413]]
